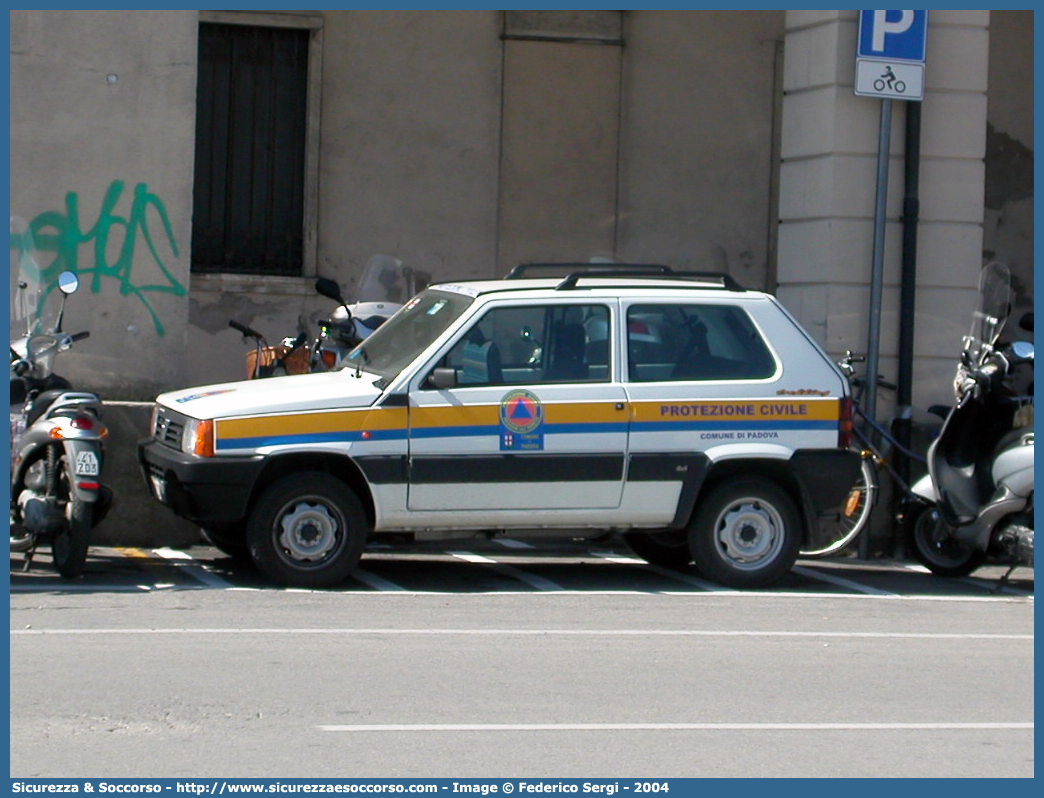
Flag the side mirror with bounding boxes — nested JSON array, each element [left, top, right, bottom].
[[57, 271, 79, 295], [1019, 312, 1034, 333], [1011, 340, 1034, 361], [427, 367, 457, 390], [315, 277, 348, 307]]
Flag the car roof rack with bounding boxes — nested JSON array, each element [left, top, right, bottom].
[[554, 267, 746, 292], [505, 262, 672, 280]]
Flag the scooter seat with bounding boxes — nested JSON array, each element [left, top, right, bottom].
[[26, 389, 74, 427]]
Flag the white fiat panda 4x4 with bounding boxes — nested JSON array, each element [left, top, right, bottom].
[[139, 265, 860, 589]]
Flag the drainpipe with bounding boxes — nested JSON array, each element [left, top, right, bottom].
[[895, 102, 921, 521]]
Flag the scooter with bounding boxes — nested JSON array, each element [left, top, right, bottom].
[[907, 262, 1034, 577], [311, 254, 422, 371], [229, 255, 422, 378], [10, 268, 111, 577]]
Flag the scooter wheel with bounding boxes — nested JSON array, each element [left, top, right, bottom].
[[906, 504, 986, 578], [51, 458, 91, 578], [53, 500, 91, 578]]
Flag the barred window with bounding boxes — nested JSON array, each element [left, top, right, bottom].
[[192, 22, 308, 275]]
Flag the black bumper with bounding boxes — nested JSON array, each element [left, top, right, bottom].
[[138, 438, 266, 525]]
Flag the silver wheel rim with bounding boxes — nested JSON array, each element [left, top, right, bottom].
[[276, 499, 344, 565], [713, 497, 785, 570]]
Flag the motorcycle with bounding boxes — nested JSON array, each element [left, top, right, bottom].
[[311, 254, 422, 371], [229, 255, 422, 379], [907, 262, 1034, 577], [10, 257, 111, 577]]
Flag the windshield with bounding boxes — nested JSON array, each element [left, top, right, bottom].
[[965, 262, 1011, 365], [356, 254, 410, 304], [342, 288, 474, 383], [10, 215, 65, 338]]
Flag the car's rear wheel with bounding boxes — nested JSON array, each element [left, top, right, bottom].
[[688, 477, 801, 588], [246, 472, 368, 588]]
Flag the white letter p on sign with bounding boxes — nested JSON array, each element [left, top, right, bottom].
[[872, 10, 914, 52]]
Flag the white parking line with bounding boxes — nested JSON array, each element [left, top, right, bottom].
[[12, 628, 1032, 640], [590, 550, 735, 592], [318, 721, 1033, 733], [152, 547, 235, 590], [448, 551, 565, 591], [350, 569, 408, 592], [792, 565, 899, 597], [902, 563, 1033, 597], [493, 538, 534, 549]]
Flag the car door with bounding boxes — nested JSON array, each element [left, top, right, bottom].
[[406, 299, 629, 514]]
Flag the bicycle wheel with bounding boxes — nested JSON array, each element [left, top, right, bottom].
[[800, 451, 877, 557]]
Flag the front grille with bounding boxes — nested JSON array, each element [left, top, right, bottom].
[[154, 408, 185, 450]]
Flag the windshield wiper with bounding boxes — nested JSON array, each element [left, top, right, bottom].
[[353, 348, 370, 378]]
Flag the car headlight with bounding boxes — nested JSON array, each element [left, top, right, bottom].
[[182, 418, 215, 457]]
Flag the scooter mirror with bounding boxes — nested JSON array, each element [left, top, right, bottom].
[[1019, 312, 1034, 332], [315, 277, 347, 307], [57, 271, 79, 295], [1011, 340, 1034, 361]]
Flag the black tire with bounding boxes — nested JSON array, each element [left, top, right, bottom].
[[201, 525, 250, 559], [906, 503, 986, 578], [622, 530, 693, 569], [688, 477, 801, 589], [52, 459, 91, 579], [246, 472, 368, 588]]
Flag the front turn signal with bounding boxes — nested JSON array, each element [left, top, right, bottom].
[[183, 418, 215, 457]]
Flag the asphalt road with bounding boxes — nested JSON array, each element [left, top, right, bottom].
[[9, 540, 1034, 779]]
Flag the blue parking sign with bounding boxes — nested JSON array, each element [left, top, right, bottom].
[[858, 10, 928, 63]]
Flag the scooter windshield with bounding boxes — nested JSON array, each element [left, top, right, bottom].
[[356, 254, 415, 305], [965, 262, 1011, 366], [10, 215, 61, 338]]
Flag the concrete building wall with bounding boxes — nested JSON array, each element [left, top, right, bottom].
[[186, 10, 505, 388], [9, 9, 1031, 408], [984, 9, 1034, 323], [617, 10, 784, 288], [10, 9, 199, 399], [777, 10, 994, 413]]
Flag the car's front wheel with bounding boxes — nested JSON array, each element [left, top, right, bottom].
[[201, 524, 249, 560], [688, 477, 801, 588], [246, 472, 368, 588], [622, 530, 692, 569]]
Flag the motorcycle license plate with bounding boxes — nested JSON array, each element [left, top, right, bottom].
[[149, 474, 168, 503], [75, 450, 100, 476]]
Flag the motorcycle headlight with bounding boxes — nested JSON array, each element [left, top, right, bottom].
[[182, 418, 215, 457]]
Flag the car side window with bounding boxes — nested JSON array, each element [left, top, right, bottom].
[[438, 304, 611, 386], [627, 303, 775, 382]]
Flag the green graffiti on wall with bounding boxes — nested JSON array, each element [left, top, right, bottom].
[[11, 180, 187, 336]]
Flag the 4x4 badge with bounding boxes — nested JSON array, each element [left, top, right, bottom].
[[500, 389, 544, 450]]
